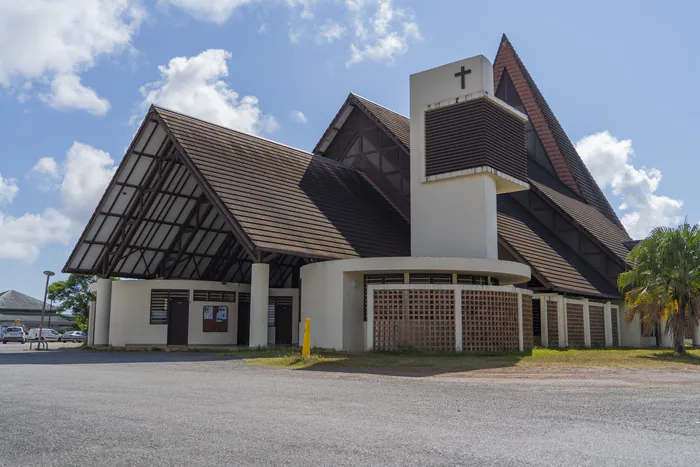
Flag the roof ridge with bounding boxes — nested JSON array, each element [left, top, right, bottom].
[[350, 93, 409, 120], [152, 105, 360, 173], [493, 36, 626, 231]]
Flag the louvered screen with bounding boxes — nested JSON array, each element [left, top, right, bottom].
[[150, 289, 189, 325], [193, 290, 236, 302]]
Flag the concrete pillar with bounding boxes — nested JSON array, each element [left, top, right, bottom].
[[455, 289, 463, 352], [93, 279, 113, 346], [694, 322, 700, 347], [249, 263, 270, 347], [557, 296, 566, 348], [603, 301, 613, 347], [366, 286, 374, 351], [539, 296, 548, 347], [87, 299, 96, 347], [583, 299, 591, 348]]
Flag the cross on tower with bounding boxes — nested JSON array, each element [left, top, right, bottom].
[[454, 65, 472, 90]]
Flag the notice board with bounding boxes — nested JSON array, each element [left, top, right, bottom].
[[203, 305, 228, 332]]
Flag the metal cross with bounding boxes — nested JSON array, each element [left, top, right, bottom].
[[454, 65, 472, 90]]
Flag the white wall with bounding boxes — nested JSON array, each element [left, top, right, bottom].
[[409, 55, 527, 260], [108, 280, 249, 347], [300, 256, 531, 351]]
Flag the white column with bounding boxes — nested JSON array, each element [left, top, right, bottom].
[[455, 289, 463, 352], [87, 299, 96, 347], [93, 279, 112, 346], [557, 296, 566, 348], [517, 293, 524, 352], [539, 297, 549, 347], [694, 321, 700, 347], [366, 286, 374, 351], [249, 263, 270, 347], [603, 301, 613, 347], [583, 299, 591, 348]]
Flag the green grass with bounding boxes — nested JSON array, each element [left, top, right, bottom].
[[245, 347, 700, 372]]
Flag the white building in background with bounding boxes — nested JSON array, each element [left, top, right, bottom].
[[69, 35, 698, 351]]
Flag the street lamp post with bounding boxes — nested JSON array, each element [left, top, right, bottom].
[[38, 270, 55, 350]]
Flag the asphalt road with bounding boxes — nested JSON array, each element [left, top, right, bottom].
[[1, 348, 700, 466]]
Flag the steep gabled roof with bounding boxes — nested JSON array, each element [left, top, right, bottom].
[[64, 106, 411, 280], [313, 93, 410, 154], [157, 107, 410, 259], [493, 34, 625, 230], [0, 290, 57, 312]]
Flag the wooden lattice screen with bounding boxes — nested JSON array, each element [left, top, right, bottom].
[[566, 303, 585, 347], [589, 305, 605, 347], [373, 289, 455, 351], [462, 290, 519, 352], [547, 301, 559, 347], [521, 295, 533, 350], [611, 308, 619, 346]]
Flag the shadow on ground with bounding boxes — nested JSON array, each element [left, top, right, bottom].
[[637, 351, 700, 366], [0, 349, 240, 365], [285, 352, 530, 377]]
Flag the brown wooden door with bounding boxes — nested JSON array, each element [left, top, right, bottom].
[[237, 301, 250, 346], [167, 300, 189, 346], [274, 302, 293, 345]]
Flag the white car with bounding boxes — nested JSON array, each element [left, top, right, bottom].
[[27, 328, 61, 342], [2, 327, 26, 344]]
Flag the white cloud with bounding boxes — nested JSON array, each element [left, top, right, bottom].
[[4, 142, 118, 263], [576, 131, 683, 239], [138, 49, 278, 135], [316, 20, 346, 44], [42, 74, 111, 116], [291, 110, 308, 124], [163, 0, 420, 65], [0, 209, 72, 262], [346, 1, 421, 67], [160, 0, 256, 23], [0, 0, 143, 113], [60, 142, 117, 223], [0, 174, 19, 205], [28, 157, 61, 191], [285, 0, 315, 20]]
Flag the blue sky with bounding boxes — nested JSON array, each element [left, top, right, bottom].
[[0, 0, 696, 299]]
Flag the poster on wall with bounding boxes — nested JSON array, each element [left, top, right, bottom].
[[203, 305, 227, 332]]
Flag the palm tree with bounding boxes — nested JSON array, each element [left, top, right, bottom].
[[617, 223, 700, 354]]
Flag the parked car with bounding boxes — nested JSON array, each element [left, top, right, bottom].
[[2, 327, 26, 344], [27, 328, 61, 342], [59, 331, 86, 343]]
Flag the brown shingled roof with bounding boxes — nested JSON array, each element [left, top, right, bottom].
[[313, 93, 410, 155], [530, 180, 631, 264], [155, 107, 410, 260], [493, 34, 625, 230], [497, 196, 619, 298]]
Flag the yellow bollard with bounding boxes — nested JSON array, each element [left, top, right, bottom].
[[301, 318, 311, 360]]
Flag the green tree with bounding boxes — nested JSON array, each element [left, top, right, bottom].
[[48, 274, 96, 332], [618, 224, 700, 354]]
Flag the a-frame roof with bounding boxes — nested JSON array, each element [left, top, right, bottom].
[[64, 106, 410, 281], [157, 107, 410, 260], [493, 34, 625, 230], [313, 93, 410, 155]]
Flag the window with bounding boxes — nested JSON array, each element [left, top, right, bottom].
[[456, 274, 497, 286], [408, 273, 452, 284], [150, 289, 189, 325], [193, 290, 236, 302], [268, 297, 293, 327]]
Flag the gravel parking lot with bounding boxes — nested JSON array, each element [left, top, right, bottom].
[[1, 347, 700, 466]]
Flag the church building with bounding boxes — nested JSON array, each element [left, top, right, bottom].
[[65, 36, 697, 351]]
